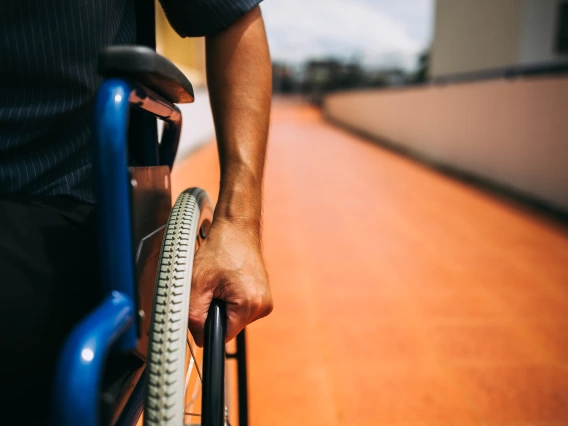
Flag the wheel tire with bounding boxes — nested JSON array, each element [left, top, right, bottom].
[[144, 188, 213, 426]]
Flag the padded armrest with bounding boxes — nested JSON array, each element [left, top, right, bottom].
[[99, 46, 194, 104]]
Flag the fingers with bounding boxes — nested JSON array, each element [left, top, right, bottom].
[[190, 289, 274, 346], [224, 307, 249, 344], [188, 287, 213, 348], [187, 226, 274, 347], [225, 294, 274, 342]]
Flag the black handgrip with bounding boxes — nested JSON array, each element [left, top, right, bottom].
[[202, 299, 226, 426]]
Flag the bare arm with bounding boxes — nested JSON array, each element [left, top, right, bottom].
[[189, 6, 273, 346], [207, 6, 271, 228]]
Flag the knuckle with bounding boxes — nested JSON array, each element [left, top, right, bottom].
[[252, 294, 264, 308], [263, 297, 274, 316]]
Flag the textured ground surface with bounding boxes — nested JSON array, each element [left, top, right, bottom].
[[172, 99, 568, 426]]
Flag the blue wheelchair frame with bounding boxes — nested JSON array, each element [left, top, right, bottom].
[[52, 78, 182, 426]]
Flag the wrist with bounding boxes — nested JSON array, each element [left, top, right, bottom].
[[213, 190, 262, 233], [215, 164, 263, 225], [212, 215, 261, 230], [210, 215, 262, 247]]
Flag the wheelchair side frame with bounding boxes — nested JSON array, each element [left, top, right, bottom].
[[52, 78, 182, 426]]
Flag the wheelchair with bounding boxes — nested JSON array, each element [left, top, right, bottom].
[[50, 46, 249, 426]]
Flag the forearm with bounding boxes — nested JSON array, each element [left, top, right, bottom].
[[205, 6, 271, 232], [189, 6, 273, 343]]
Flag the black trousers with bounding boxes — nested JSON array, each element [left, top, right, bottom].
[[0, 196, 99, 422]]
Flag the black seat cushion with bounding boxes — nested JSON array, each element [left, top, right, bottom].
[[99, 46, 194, 104]]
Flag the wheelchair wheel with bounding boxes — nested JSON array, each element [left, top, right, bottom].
[[144, 188, 218, 426]]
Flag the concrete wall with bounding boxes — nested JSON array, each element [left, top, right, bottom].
[[324, 76, 568, 212], [431, 0, 568, 77], [519, 0, 567, 64], [430, 0, 522, 77]]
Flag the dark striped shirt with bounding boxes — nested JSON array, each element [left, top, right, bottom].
[[0, 0, 262, 204]]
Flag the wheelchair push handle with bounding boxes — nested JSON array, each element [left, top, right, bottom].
[[97, 46, 195, 169], [202, 298, 227, 426]]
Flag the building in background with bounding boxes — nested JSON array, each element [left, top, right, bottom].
[[430, 0, 568, 78], [272, 62, 298, 94], [302, 60, 365, 104], [277, 59, 410, 104]]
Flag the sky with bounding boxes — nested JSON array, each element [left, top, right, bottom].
[[260, 0, 434, 71]]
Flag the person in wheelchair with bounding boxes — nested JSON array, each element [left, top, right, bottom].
[[0, 0, 273, 421]]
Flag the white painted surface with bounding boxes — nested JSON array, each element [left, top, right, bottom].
[[324, 77, 568, 212], [519, 0, 567, 64], [430, 0, 522, 77], [177, 88, 215, 161], [158, 87, 215, 165], [431, 0, 568, 77]]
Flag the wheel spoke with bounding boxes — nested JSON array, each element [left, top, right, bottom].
[[187, 336, 202, 382], [185, 366, 202, 411], [184, 340, 196, 392], [184, 334, 203, 416]]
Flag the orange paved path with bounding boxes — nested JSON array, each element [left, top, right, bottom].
[[172, 99, 568, 426]]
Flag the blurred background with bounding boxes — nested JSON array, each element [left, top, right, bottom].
[[162, 0, 568, 425]]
